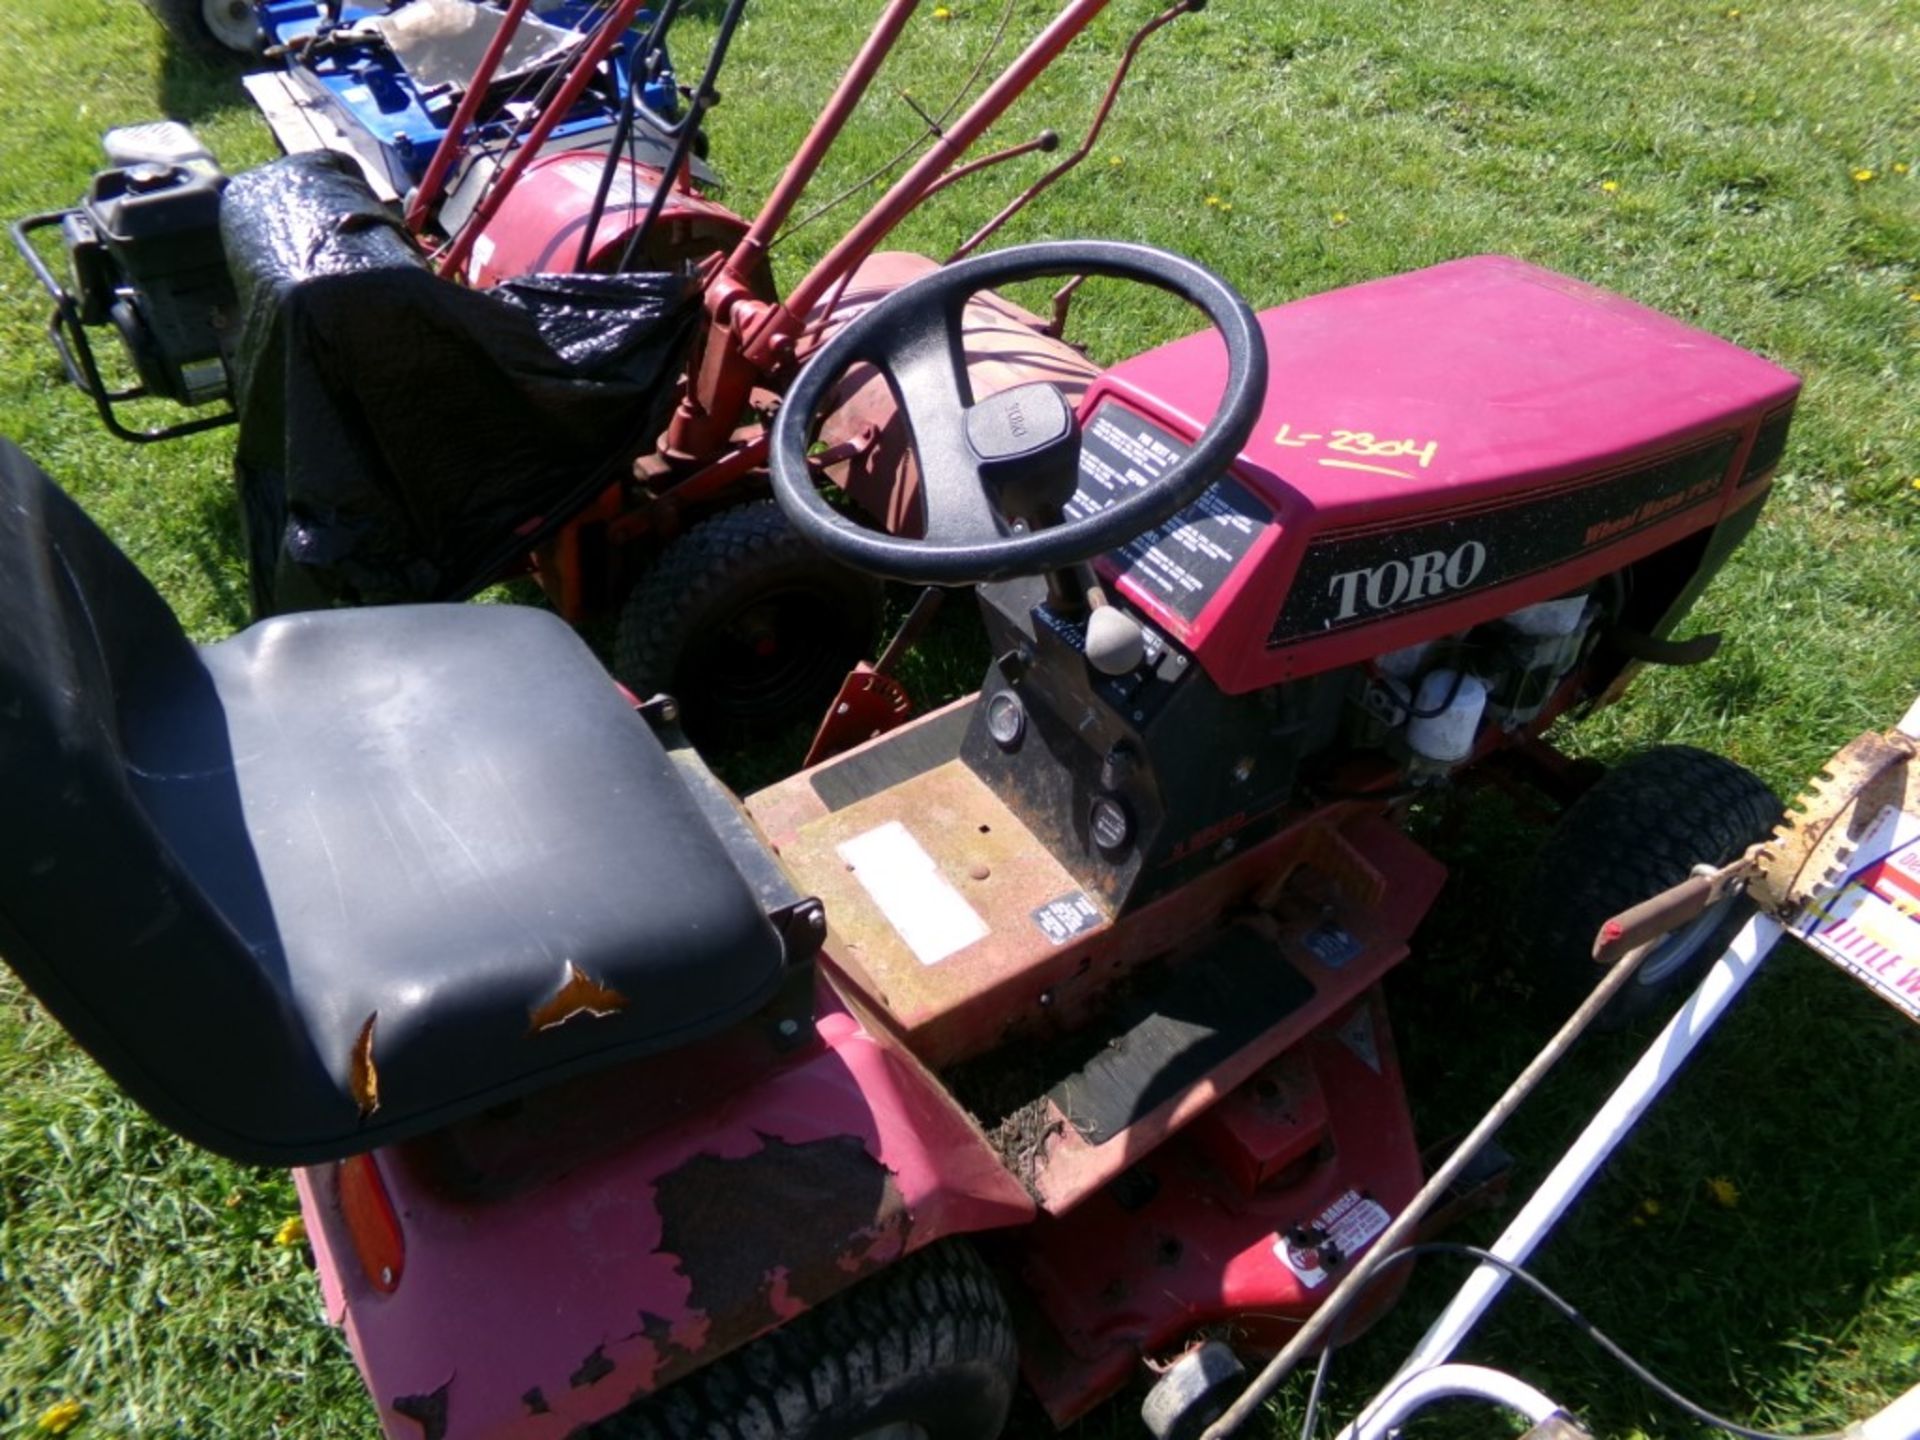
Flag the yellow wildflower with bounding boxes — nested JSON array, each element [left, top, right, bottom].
[[1108, 154, 1125, 167], [272, 1215, 307, 1248], [1724, 6, 1741, 15], [1600, 179, 1620, 193], [1895, 162, 1910, 175], [1331, 210, 1349, 225], [932, 5, 952, 17], [1852, 168, 1875, 183], [38, 1400, 85, 1436], [1205, 194, 1223, 208], [1706, 1176, 1741, 1209]]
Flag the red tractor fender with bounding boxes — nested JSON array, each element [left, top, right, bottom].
[[296, 984, 1033, 1440]]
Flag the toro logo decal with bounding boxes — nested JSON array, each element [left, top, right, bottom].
[[1266, 435, 1737, 648], [1326, 541, 1488, 622]]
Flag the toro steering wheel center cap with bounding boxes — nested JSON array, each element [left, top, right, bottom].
[[770, 240, 1269, 587]]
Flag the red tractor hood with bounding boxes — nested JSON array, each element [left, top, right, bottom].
[[1080, 255, 1800, 692]]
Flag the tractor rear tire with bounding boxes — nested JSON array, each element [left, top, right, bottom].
[[582, 1240, 1019, 1440], [1518, 744, 1780, 1028], [143, 0, 263, 57], [614, 500, 883, 749]]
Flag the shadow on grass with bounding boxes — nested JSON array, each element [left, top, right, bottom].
[[157, 37, 256, 127], [187, 475, 257, 633]]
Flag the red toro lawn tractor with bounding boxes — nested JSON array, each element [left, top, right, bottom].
[[0, 107, 1797, 1440]]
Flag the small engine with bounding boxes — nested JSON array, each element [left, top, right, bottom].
[[1361, 592, 1603, 781], [57, 121, 234, 407]]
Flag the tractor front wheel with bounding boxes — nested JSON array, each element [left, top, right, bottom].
[[144, 0, 264, 57], [583, 1240, 1019, 1440], [1518, 744, 1780, 1027], [614, 500, 884, 750]]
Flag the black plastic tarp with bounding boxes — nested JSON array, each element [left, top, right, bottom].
[[221, 151, 699, 615]]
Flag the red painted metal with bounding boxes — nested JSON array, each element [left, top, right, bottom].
[[802, 663, 914, 766], [294, 987, 1034, 1440], [1027, 815, 1444, 1214], [405, 0, 536, 234], [440, 0, 653, 282], [465, 152, 755, 286], [1071, 254, 1801, 695], [1016, 991, 1423, 1426]]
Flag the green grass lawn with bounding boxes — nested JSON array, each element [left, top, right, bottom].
[[2, 1, 1918, 1437]]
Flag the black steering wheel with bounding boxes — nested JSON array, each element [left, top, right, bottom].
[[770, 240, 1269, 586]]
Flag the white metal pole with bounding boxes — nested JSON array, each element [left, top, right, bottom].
[[1853, 1383, 1920, 1440], [1344, 1363, 1562, 1440], [1896, 693, 1920, 742], [1337, 910, 1784, 1440]]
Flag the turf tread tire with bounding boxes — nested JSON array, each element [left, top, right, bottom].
[[613, 500, 883, 743], [1520, 744, 1780, 1026], [579, 1240, 1017, 1440]]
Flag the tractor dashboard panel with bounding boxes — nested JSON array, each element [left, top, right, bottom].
[[1067, 404, 1274, 626]]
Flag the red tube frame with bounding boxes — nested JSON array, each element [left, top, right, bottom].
[[405, 0, 536, 233], [659, 0, 1117, 463], [440, 0, 655, 279]]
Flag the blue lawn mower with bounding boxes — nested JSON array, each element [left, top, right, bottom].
[[140, 0, 693, 204]]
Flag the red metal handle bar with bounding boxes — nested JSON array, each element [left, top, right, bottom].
[[441, 0, 654, 280], [406, 0, 536, 234], [724, 0, 923, 287], [781, 0, 1116, 321], [948, 0, 1200, 263]]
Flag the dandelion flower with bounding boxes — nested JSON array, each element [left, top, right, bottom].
[[38, 1401, 85, 1436], [1600, 179, 1620, 193], [1332, 210, 1349, 225], [1205, 194, 1222, 208], [1724, 6, 1741, 16], [1895, 162, 1910, 175], [1706, 1176, 1741, 1209], [1852, 167, 1875, 183], [273, 1215, 307, 1248], [1108, 154, 1125, 168], [932, 5, 952, 17]]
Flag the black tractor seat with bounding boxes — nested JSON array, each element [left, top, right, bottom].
[[0, 440, 795, 1166]]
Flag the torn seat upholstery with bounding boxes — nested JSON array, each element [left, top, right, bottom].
[[0, 440, 790, 1165]]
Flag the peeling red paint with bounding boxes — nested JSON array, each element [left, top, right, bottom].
[[391, 1380, 450, 1440], [652, 1133, 910, 1363], [569, 1347, 614, 1389]]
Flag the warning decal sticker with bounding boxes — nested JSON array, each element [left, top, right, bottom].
[[1794, 804, 1920, 1025], [1273, 1189, 1392, 1290]]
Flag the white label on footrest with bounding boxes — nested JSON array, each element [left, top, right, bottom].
[[1795, 804, 1920, 1025], [837, 821, 989, 967]]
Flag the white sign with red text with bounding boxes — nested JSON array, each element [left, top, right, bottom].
[[1794, 804, 1920, 1024]]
